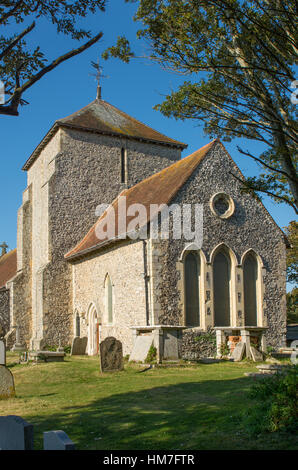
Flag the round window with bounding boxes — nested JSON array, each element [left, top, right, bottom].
[[210, 192, 235, 219]]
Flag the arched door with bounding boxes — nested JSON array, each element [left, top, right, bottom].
[[87, 304, 100, 355]]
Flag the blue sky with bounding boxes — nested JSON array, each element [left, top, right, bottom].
[[1, 0, 296, 254]]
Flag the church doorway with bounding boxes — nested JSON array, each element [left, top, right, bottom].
[[87, 303, 101, 355]]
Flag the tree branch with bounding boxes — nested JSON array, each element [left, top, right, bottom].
[[0, 21, 36, 61], [0, 31, 103, 116], [229, 170, 298, 214]]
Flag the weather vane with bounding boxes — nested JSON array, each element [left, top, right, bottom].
[[90, 58, 109, 100]]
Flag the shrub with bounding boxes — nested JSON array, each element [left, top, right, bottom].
[[146, 345, 157, 363], [64, 345, 71, 354], [243, 365, 298, 434]]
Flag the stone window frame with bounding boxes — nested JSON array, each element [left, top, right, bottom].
[[209, 243, 238, 327], [120, 147, 128, 185], [240, 249, 265, 327], [73, 309, 81, 338], [210, 192, 235, 219], [178, 244, 207, 330], [104, 273, 114, 326]]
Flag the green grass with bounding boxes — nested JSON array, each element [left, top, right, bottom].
[[1, 353, 297, 450]]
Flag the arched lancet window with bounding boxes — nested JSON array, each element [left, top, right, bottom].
[[184, 252, 200, 326], [75, 311, 80, 337], [213, 250, 231, 326], [105, 274, 113, 324], [243, 253, 258, 326]]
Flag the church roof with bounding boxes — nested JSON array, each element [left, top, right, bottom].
[[65, 139, 217, 260], [22, 99, 187, 171], [0, 249, 17, 288]]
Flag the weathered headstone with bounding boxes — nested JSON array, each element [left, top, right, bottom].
[[0, 339, 6, 365], [0, 365, 15, 399], [71, 336, 88, 355], [11, 325, 26, 352], [0, 415, 33, 450], [250, 345, 264, 362], [99, 336, 123, 372], [231, 341, 245, 362], [129, 335, 153, 362], [43, 430, 75, 450], [163, 330, 179, 360]]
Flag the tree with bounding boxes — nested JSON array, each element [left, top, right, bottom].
[[285, 220, 298, 285], [104, 0, 298, 213], [287, 288, 298, 324], [0, 0, 106, 116]]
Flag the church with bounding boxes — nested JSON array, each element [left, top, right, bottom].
[[0, 93, 288, 361]]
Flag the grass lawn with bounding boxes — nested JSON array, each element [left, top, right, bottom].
[[1, 353, 297, 450]]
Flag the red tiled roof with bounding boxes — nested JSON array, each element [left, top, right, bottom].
[[0, 249, 17, 288], [22, 99, 187, 171], [65, 139, 217, 260]]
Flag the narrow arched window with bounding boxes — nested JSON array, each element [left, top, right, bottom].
[[75, 312, 80, 337], [120, 148, 127, 184], [184, 252, 200, 326], [243, 253, 258, 326], [105, 275, 113, 324], [213, 251, 231, 326]]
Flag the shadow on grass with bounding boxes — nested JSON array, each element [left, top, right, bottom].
[[24, 375, 276, 450]]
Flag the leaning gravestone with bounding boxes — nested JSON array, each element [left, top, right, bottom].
[[231, 341, 245, 362], [0, 365, 15, 399], [250, 345, 264, 362], [0, 339, 6, 366], [0, 415, 34, 450], [71, 336, 88, 355], [44, 430, 75, 450], [99, 337, 124, 372]]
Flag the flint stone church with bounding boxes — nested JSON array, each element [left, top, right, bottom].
[[0, 93, 288, 361]]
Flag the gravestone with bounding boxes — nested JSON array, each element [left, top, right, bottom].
[[0, 339, 5, 365], [99, 337, 123, 372], [163, 330, 179, 360], [43, 430, 75, 450], [71, 336, 88, 355], [129, 335, 153, 362], [250, 345, 264, 362], [231, 341, 245, 362], [0, 365, 15, 399], [11, 326, 26, 352], [0, 415, 33, 450]]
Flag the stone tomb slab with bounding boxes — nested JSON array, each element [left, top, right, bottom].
[[44, 430, 75, 450], [231, 341, 245, 362], [250, 345, 264, 362], [163, 330, 179, 360], [0, 365, 15, 399], [129, 334, 153, 362], [29, 351, 65, 362], [99, 337, 124, 372], [71, 336, 88, 355], [0, 415, 33, 450], [0, 339, 5, 366]]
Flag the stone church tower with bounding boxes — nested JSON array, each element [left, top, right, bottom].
[[9, 98, 186, 349]]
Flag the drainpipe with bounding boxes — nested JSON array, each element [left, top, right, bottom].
[[142, 240, 150, 326]]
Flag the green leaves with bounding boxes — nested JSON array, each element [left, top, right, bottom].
[[0, 1, 107, 115], [102, 37, 134, 63], [104, 0, 298, 212]]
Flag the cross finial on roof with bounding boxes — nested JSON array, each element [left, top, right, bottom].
[[90, 58, 108, 100], [0, 242, 8, 257]]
